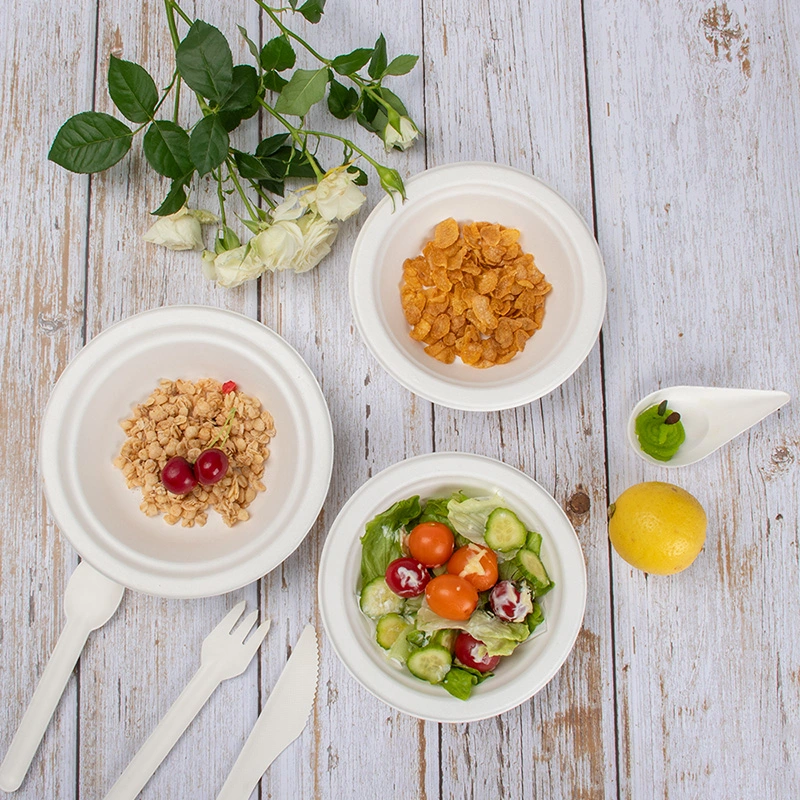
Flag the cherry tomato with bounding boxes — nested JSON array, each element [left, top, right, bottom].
[[408, 522, 455, 567], [425, 574, 479, 621], [385, 557, 430, 598], [446, 544, 499, 591], [489, 580, 533, 623], [454, 632, 501, 673]]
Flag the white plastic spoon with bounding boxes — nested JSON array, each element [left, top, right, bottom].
[[627, 386, 790, 468], [0, 562, 125, 792]]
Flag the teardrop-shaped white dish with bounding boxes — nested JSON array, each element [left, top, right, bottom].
[[627, 386, 790, 468]]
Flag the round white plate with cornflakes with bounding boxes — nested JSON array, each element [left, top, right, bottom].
[[349, 162, 606, 411]]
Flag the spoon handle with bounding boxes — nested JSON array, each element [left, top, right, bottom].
[[0, 618, 89, 792]]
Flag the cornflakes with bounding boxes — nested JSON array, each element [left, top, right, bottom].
[[399, 218, 551, 368]]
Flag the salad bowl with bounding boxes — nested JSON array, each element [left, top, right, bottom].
[[349, 162, 606, 412], [318, 452, 587, 723]]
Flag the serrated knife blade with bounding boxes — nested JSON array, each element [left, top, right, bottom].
[[216, 625, 318, 800]]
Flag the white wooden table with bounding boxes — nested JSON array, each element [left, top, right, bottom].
[[2, 1, 798, 797]]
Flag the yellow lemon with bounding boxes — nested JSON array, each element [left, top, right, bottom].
[[608, 482, 706, 574]]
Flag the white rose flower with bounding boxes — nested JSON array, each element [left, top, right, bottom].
[[250, 220, 304, 272], [200, 249, 217, 281], [143, 207, 216, 251], [382, 116, 419, 152], [291, 212, 339, 273], [303, 169, 366, 222], [212, 245, 264, 288], [270, 192, 305, 222]]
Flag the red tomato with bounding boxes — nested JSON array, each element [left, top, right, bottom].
[[425, 574, 479, 621], [489, 580, 533, 623], [408, 522, 455, 567], [385, 557, 430, 598], [446, 544, 499, 591], [454, 632, 501, 673]]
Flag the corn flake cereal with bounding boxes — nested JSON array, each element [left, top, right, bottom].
[[400, 219, 551, 368]]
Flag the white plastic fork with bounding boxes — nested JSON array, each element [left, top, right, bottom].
[[103, 601, 270, 800]]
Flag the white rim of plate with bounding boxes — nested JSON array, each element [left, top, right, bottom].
[[318, 452, 587, 723], [39, 305, 334, 598], [348, 162, 606, 412]]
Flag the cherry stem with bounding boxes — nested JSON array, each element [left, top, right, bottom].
[[206, 407, 237, 451]]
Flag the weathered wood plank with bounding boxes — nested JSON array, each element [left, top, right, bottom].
[[585, 0, 800, 796], [422, 1, 617, 798], [0, 0, 97, 797]]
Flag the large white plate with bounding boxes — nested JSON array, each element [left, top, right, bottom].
[[40, 306, 333, 598], [349, 162, 606, 411], [318, 453, 587, 723]]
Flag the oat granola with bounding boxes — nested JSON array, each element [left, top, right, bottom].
[[114, 378, 275, 527]]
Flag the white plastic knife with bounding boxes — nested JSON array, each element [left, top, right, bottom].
[[216, 624, 319, 800]]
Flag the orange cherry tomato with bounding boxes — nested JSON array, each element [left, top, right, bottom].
[[425, 574, 479, 621], [408, 522, 455, 567], [446, 544, 499, 592]]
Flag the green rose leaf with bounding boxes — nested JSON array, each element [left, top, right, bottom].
[[263, 71, 289, 93], [107, 56, 158, 123], [285, 147, 322, 178], [260, 35, 296, 72], [143, 120, 192, 178], [331, 48, 373, 76], [48, 111, 132, 174], [384, 54, 419, 77], [274, 67, 328, 117], [347, 165, 368, 186], [368, 34, 388, 79], [297, 0, 325, 23], [221, 65, 259, 111], [327, 79, 359, 119], [232, 150, 272, 181], [378, 86, 408, 116], [176, 20, 233, 102], [152, 174, 192, 216], [237, 25, 261, 63], [259, 177, 285, 196], [189, 115, 229, 175], [255, 133, 290, 158]]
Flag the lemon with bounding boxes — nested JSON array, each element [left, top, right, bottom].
[[608, 482, 706, 574]]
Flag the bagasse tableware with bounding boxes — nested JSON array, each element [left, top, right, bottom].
[[349, 162, 606, 411], [627, 386, 790, 467], [0, 306, 333, 791], [318, 452, 587, 724]]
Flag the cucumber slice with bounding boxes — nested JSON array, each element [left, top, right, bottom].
[[360, 577, 404, 619], [387, 625, 415, 664], [525, 530, 543, 555], [484, 508, 527, 552], [516, 548, 552, 594], [376, 613, 411, 649], [407, 645, 453, 684], [431, 629, 458, 652]]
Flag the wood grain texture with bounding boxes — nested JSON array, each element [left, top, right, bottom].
[[585, 0, 800, 797]]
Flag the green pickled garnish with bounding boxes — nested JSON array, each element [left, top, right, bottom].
[[635, 401, 685, 461]]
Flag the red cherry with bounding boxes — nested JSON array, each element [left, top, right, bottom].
[[161, 457, 198, 495], [195, 448, 229, 485]]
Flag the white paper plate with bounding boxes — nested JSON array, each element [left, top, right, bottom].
[[318, 453, 587, 723], [40, 306, 334, 598], [349, 162, 606, 411]]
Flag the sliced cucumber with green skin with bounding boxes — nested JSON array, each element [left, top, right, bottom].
[[387, 625, 415, 664], [376, 613, 411, 649], [360, 577, 404, 619], [516, 548, 552, 594], [407, 645, 453, 684], [525, 530, 543, 555], [431, 629, 458, 652], [484, 508, 527, 551]]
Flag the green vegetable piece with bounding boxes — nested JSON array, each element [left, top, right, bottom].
[[48, 112, 132, 174], [274, 67, 329, 117], [189, 115, 229, 176], [441, 668, 478, 700], [431, 629, 458, 652], [143, 120, 192, 179], [526, 601, 545, 635], [107, 56, 157, 123], [375, 613, 411, 650], [515, 549, 553, 596], [359, 577, 404, 619], [407, 645, 452, 684], [176, 20, 233, 103], [359, 496, 421, 585], [635, 402, 686, 462], [386, 624, 415, 664], [525, 531, 543, 555], [484, 508, 527, 552]]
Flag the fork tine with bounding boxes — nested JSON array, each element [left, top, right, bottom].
[[215, 600, 247, 634], [243, 617, 272, 657], [232, 610, 259, 643]]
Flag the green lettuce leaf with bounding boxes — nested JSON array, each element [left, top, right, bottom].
[[417, 492, 467, 527], [526, 601, 545, 635], [442, 664, 493, 700], [447, 493, 505, 543], [359, 496, 421, 585]]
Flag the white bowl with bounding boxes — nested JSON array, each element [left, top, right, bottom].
[[317, 453, 587, 723], [349, 162, 606, 412], [40, 306, 334, 598]]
